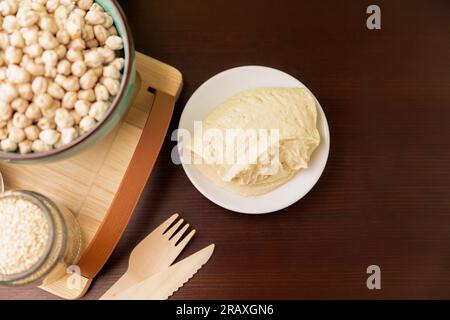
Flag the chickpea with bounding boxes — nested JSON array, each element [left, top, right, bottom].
[[23, 43, 43, 58], [56, 59, 71, 75], [46, 0, 60, 13], [0, 1, 18, 16], [4, 46, 22, 64], [70, 110, 81, 125], [39, 15, 58, 34], [62, 91, 77, 109], [18, 140, 32, 154], [78, 89, 95, 102], [3, 15, 19, 33], [78, 0, 94, 11], [84, 49, 103, 68], [71, 60, 87, 77], [9, 30, 24, 48], [0, 83, 18, 103], [21, 27, 38, 46], [89, 101, 109, 121], [37, 117, 56, 130], [93, 25, 108, 44], [24, 125, 40, 141], [60, 127, 78, 145], [33, 93, 53, 109], [17, 10, 39, 28], [85, 38, 98, 49], [94, 83, 109, 101], [0, 32, 9, 49], [47, 82, 65, 100], [74, 100, 90, 116], [85, 10, 105, 25], [1, 138, 17, 152], [0, 101, 13, 120], [6, 64, 30, 84], [55, 107, 74, 129], [83, 25, 95, 41], [42, 49, 58, 66], [25, 60, 45, 76], [101, 77, 120, 96], [18, 83, 33, 101], [40, 128, 60, 145], [55, 44, 67, 59], [103, 65, 120, 79], [79, 115, 95, 133], [8, 126, 25, 143], [32, 139, 52, 152], [31, 76, 48, 94], [62, 75, 80, 92], [56, 29, 70, 45], [98, 47, 115, 63], [103, 15, 114, 29], [66, 47, 83, 62], [111, 57, 125, 71], [25, 103, 42, 121], [39, 31, 59, 50], [11, 98, 29, 113], [12, 112, 31, 128], [79, 69, 98, 90]]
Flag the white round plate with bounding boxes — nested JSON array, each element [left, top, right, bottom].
[[178, 66, 330, 214]]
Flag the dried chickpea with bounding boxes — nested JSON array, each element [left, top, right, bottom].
[[40, 129, 60, 145], [47, 82, 65, 100], [71, 60, 86, 77], [24, 125, 40, 141], [18, 139, 32, 154], [25, 103, 42, 121], [8, 126, 25, 143], [94, 83, 108, 101], [1, 138, 17, 152], [54, 108, 74, 128], [0, 101, 13, 120], [79, 115, 95, 133], [62, 91, 77, 109], [32, 139, 52, 152], [31, 77, 48, 94], [78, 89, 95, 102], [79, 69, 98, 90], [12, 112, 31, 128], [74, 100, 90, 116], [11, 98, 29, 113]]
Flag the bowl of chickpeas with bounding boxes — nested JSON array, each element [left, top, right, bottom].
[[0, 0, 136, 163]]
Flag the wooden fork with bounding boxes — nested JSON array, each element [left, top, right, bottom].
[[100, 214, 196, 299]]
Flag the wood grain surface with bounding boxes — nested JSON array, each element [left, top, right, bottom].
[[2, 0, 450, 300]]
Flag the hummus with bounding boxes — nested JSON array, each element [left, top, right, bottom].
[[190, 87, 321, 196]]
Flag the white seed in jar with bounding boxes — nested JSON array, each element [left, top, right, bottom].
[[94, 83, 109, 101], [39, 129, 60, 145], [1, 138, 17, 151], [33, 93, 53, 109], [0, 83, 18, 103], [46, 0, 59, 13], [65, 11, 84, 39], [89, 101, 109, 121], [62, 91, 77, 109], [11, 98, 28, 113], [69, 110, 81, 125], [71, 60, 86, 77], [60, 127, 78, 145], [54, 108, 74, 129], [37, 117, 56, 130], [0, 1, 18, 16], [31, 76, 48, 94], [83, 24, 95, 41], [24, 125, 40, 141], [54, 5, 68, 29], [21, 27, 38, 46], [79, 115, 95, 133], [32, 139, 52, 152], [0, 101, 13, 120], [8, 126, 25, 143], [85, 38, 98, 49], [90, 3, 104, 12], [41, 104, 57, 118], [18, 139, 32, 154], [79, 69, 98, 90], [12, 112, 31, 128], [0, 127, 7, 140], [25, 103, 41, 121], [103, 15, 114, 29], [74, 100, 90, 116], [105, 35, 123, 51]]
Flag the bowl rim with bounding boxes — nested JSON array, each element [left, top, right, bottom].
[[0, 0, 135, 162]]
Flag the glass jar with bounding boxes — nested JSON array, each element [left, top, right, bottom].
[[0, 191, 82, 286]]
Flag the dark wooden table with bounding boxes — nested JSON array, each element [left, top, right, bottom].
[[3, 0, 450, 300]]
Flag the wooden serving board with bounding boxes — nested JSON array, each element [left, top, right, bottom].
[[0, 52, 183, 299]]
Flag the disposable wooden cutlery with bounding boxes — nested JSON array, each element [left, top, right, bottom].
[[101, 214, 206, 299]]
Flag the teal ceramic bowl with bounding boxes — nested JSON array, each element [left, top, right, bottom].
[[0, 0, 136, 164]]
